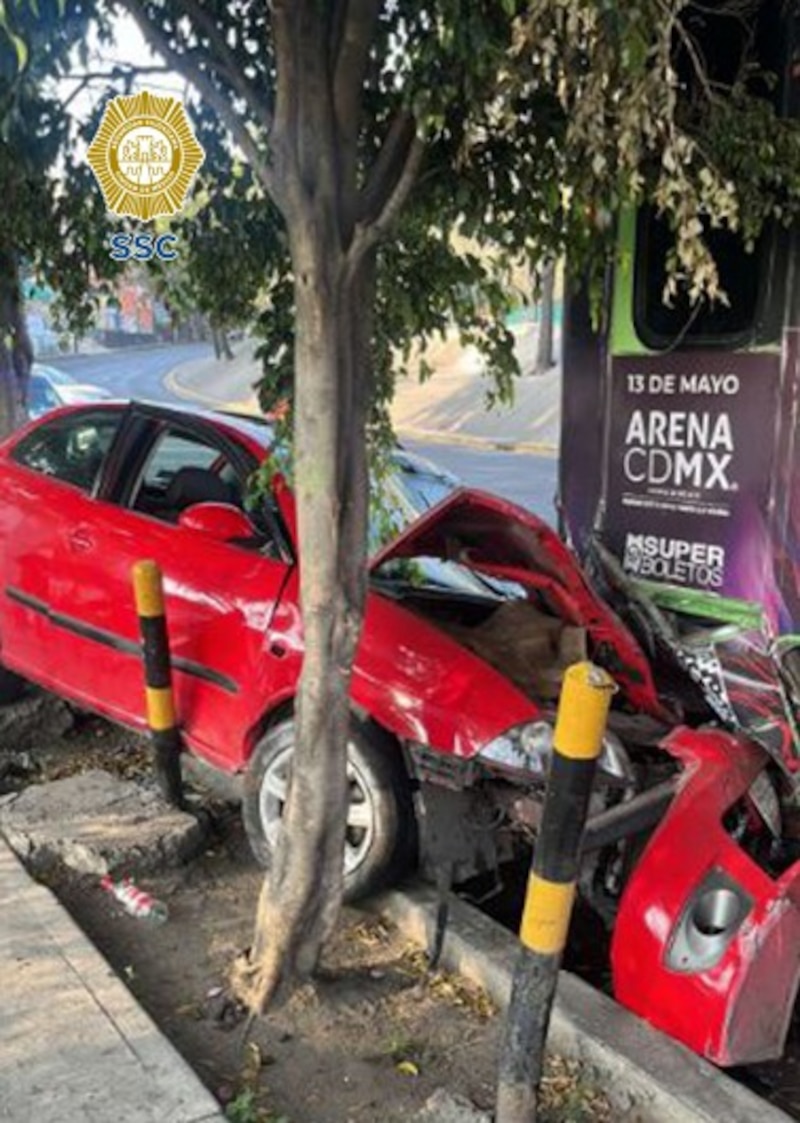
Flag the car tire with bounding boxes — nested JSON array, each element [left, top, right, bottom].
[[0, 663, 26, 705], [242, 716, 417, 901]]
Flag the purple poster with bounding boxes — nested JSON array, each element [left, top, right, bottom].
[[603, 352, 784, 625]]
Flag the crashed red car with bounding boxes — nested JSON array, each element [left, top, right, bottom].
[[0, 400, 797, 1069]]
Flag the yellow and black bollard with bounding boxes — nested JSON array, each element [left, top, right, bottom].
[[496, 662, 615, 1123], [132, 559, 184, 809]]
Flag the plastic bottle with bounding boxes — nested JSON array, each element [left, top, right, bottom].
[[100, 874, 169, 924]]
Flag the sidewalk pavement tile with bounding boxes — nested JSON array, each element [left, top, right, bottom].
[[0, 840, 223, 1123]]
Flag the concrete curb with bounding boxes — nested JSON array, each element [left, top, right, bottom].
[[163, 365, 257, 414], [165, 358, 560, 456], [375, 883, 792, 1123], [0, 840, 225, 1123], [397, 425, 558, 457], [164, 365, 203, 402], [56, 341, 189, 362]]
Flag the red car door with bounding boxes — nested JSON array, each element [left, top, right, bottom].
[[0, 408, 126, 683], [43, 412, 298, 771]]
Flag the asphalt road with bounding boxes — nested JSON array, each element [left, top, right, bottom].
[[50, 343, 560, 525], [405, 440, 559, 525], [52, 343, 213, 404]]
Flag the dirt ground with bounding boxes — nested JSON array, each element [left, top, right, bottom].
[[0, 689, 611, 1122]]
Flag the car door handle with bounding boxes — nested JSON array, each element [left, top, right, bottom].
[[68, 528, 95, 553]]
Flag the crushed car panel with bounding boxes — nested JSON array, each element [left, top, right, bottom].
[[612, 725, 800, 1065], [371, 487, 668, 720]]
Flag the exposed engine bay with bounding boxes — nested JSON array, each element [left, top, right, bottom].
[[375, 555, 676, 920]]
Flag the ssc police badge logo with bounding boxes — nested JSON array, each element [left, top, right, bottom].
[[87, 90, 204, 220]]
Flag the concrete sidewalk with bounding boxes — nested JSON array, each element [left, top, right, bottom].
[[164, 340, 261, 415], [165, 327, 561, 453], [0, 839, 224, 1123]]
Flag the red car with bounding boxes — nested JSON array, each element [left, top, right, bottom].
[[0, 400, 796, 1068]]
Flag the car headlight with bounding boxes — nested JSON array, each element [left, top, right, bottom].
[[478, 721, 632, 782], [478, 721, 555, 777]]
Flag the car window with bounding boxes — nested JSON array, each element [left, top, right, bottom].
[[140, 431, 220, 489], [130, 427, 244, 521], [11, 412, 121, 493], [634, 207, 768, 348], [369, 456, 458, 554]]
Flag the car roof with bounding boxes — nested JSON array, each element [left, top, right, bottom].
[[159, 402, 275, 451], [31, 362, 71, 381], [35, 397, 276, 451], [214, 408, 274, 449]]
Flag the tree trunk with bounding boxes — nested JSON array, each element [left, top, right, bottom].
[[235, 225, 375, 1013], [211, 323, 234, 360], [535, 261, 555, 374], [0, 248, 32, 439], [208, 0, 415, 1016]]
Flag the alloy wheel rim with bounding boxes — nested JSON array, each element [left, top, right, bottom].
[[259, 743, 376, 876]]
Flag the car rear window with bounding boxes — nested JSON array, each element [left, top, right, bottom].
[[12, 411, 122, 493]]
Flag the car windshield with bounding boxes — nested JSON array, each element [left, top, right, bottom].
[[373, 451, 521, 601], [233, 413, 518, 601], [391, 449, 457, 513]]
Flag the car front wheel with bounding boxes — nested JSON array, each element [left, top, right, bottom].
[[242, 717, 416, 901]]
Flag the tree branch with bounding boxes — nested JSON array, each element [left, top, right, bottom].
[[356, 110, 416, 225], [270, 1, 339, 219], [329, 0, 349, 68], [121, 0, 277, 197], [332, 0, 381, 146], [60, 65, 171, 110], [348, 132, 424, 266], [330, 0, 382, 237], [61, 65, 171, 81], [658, 0, 716, 106], [179, 0, 273, 131], [269, 0, 305, 207]]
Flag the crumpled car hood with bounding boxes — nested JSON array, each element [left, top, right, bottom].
[[371, 487, 668, 719]]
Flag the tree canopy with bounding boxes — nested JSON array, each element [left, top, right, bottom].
[[513, 0, 800, 302], [97, 1, 800, 456]]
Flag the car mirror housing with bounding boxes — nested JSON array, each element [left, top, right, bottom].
[[178, 502, 257, 543]]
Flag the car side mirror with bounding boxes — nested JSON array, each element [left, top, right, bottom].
[[178, 502, 257, 543]]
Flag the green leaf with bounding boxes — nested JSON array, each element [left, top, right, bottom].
[[11, 31, 28, 69]]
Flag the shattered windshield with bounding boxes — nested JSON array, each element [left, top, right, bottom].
[[372, 450, 522, 601], [246, 425, 520, 600]]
